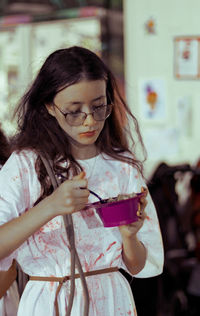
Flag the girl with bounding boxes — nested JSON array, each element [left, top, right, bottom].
[[0, 126, 19, 316], [0, 46, 164, 316]]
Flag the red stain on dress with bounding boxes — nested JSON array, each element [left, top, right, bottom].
[[120, 166, 128, 175], [110, 254, 121, 266], [106, 241, 116, 252], [44, 244, 56, 254], [86, 209, 95, 217], [11, 175, 19, 181], [84, 261, 92, 272], [83, 256, 98, 272], [22, 167, 28, 173], [81, 209, 94, 218], [60, 234, 68, 247], [105, 171, 113, 180], [94, 253, 104, 265], [48, 275, 56, 291], [39, 218, 61, 232], [146, 215, 151, 221]]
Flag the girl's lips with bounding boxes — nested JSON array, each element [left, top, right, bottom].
[[79, 131, 97, 138]]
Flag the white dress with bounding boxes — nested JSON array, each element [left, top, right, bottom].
[[0, 150, 164, 316], [0, 163, 20, 316], [0, 281, 19, 316]]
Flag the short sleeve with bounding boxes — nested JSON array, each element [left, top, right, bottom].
[[120, 165, 164, 278], [0, 151, 40, 270]]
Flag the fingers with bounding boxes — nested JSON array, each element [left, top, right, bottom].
[[67, 172, 89, 210], [73, 188, 90, 198], [65, 197, 89, 212], [137, 205, 147, 218], [63, 172, 88, 190], [64, 187, 89, 212], [137, 194, 147, 219], [72, 171, 86, 180], [51, 171, 90, 215], [140, 196, 148, 209], [119, 215, 145, 237], [138, 186, 148, 217], [137, 203, 141, 217], [72, 171, 88, 189], [71, 178, 88, 189], [137, 209, 147, 220], [141, 186, 148, 196], [137, 206, 143, 217]]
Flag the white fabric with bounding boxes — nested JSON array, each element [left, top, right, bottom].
[[0, 150, 164, 316], [0, 281, 19, 316], [0, 164, 20, 316]]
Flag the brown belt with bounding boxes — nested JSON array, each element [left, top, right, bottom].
[[29, 266, 118, 316]]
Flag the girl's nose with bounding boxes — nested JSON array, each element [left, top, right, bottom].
[[83, 113, 96, 126]]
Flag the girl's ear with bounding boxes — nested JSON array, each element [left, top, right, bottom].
[[45, 104, 55, 117]]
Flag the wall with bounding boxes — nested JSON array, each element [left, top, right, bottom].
[[0, 16, 102, 135], [123, 0, 200, 178]]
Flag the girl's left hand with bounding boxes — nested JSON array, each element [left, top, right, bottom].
[[119, 187, 148, 238]]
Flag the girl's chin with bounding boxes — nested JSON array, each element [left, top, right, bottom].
[[78, 139, 97, 146], [70, 137, 97, 148]]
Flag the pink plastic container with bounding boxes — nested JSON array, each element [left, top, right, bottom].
[[91, 193, 142, 227]]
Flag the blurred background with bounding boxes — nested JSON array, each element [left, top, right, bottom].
[[0, 0, 200, 315]]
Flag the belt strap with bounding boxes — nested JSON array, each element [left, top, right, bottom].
[[30, 266, 118, 316]]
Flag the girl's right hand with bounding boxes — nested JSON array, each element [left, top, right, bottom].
[[46, 171, 89, 216], [0, 171, 89, 260]]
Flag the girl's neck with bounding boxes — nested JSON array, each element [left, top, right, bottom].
[[71, 143, 99, 160]]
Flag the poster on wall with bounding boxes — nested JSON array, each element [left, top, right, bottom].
[[139, 78, 166, 122], [174, 36, 200, 79]]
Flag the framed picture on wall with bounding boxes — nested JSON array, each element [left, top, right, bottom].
[[139, 78, 167, 123], [174, 36, 200, 79]]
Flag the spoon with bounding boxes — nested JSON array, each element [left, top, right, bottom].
[[88, 189, 110, 204], [57, 174, 112, 204]]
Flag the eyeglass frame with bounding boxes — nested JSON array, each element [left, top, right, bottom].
[[52, 102, 113, 126]]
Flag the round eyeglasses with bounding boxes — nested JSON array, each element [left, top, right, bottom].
[[53, 103, 112, 126]]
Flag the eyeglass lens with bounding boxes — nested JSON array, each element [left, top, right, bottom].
[[66, 104, 112, 126]]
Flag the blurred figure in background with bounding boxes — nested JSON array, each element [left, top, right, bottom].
[[182, 159, 200, 315], [0, 125, 19, 316]]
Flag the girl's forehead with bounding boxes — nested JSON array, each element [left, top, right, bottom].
[[55, 80, 107, 104]]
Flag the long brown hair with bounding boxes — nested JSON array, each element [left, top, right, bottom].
[[12, 46, 146, 200], [0, 127, 10, 166]]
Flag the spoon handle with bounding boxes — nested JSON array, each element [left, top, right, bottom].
[[88, 189, 102, 202]]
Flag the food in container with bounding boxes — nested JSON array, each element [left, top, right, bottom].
[[89, 192, 143, 227]]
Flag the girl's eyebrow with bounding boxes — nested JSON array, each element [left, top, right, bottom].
[[92, 95, 106, 102], [64, 95, 106, 106]]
